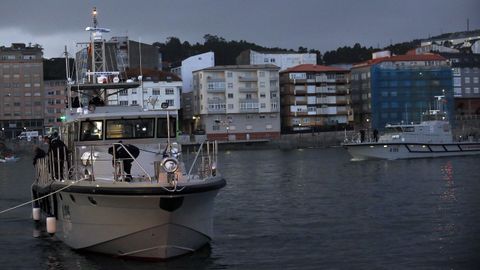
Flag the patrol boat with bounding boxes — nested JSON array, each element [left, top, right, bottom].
[[30, 8, 225, 259], [343, 96, 480, 160]]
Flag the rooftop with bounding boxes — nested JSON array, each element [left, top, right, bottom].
[[199, 64, 280, 71], [281, 64, 347, 73], [353, 53, 447, 68]]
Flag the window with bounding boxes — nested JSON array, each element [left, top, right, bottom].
[[119, 101, 128, 106], [228, 104, 234, 109], [260, 103, 266, 108], [227, 72, 232, 78], [119, 90, 128, 96], [246, 94, 252, 99], [152, 89, 161, 95], [227, 93, 234, 98], [166, 99, 174, 106], [165, 88, 174, 95], [228, 83, 233, 88], [106, 118, 154, 139], [157, 118, 176, 138], [80, 120, 103, 141], [260, 82, 266, 88], [465, 77, 471, 84], [465, 87, 471, 94], [132, 100, 138, 105], [259, 71, 265, 77], [260, 92, 266, 98]]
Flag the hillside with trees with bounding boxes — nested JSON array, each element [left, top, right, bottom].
[[154, 34, 421, 69]]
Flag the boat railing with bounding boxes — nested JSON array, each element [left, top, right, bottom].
[[34, 146, 71, 185], [186, 140, 218, 181], [111, 142, 153, 182]]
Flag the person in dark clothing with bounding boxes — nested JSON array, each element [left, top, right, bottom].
[[72, 96, 82, 108], [89, 95, 104, 107], [373, 129, 379, 142], [46, 132, 69, 179], [108, 142, 140, 182], [360, 130, 365, 143], [32, 146, 46, 166]]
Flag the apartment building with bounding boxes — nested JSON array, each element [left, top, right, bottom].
[[0, 43, 44, 138], [111, 69, 181, 112], [192, 65, 281, 141], [236, 50, 317, 71], [350, 52, 453, 131], [44, 80, 67, 135], [439, 53, 480, 116], [279, 64, 352, 133]]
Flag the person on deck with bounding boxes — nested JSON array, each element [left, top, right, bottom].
[[108, 141, 140, 182]]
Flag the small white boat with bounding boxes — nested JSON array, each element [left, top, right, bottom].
[[0, 156, 19, 163], [343, 96, 480, 160]]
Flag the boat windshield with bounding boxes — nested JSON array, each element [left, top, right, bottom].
[[106, 118, 155, 139], [80, 120, 103, 141], [79, 117, 176, 141], [384, 127, 403, 134]]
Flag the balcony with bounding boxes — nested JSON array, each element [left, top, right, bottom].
[[238, 76, 258, 82], [239, 99, 259, 113], [207, 102, 226, 113], [239, 86, 258, 93]]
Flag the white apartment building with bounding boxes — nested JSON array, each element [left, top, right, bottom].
[[113, 80, 181, 112], [192, 65, 281, 141], [236, 50, 317, 71], [180, 52, 215, 93]]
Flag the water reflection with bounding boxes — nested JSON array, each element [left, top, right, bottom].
[[440, 161, 456, 202]]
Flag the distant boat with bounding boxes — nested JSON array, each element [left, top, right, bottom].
[[0, 156, 19, 163], [343, 96, 480, 160]]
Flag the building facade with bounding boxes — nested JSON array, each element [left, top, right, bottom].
[[112, 70, 182, 112], [0, 43, 44, 138], [76, 37, 161, 83], [192, 65, 281, 141], [279, 64, 352, 133], [350, 53, 453, 131], [439, 53, 480, 116], [44, 80, 67, 135], [236, 50, 317, 71], [179, 52, 215, 93]]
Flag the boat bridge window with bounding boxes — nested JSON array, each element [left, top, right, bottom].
[[106, 118, 155, 139], [157, 118, 176, 138], [385, 127, 403, 133], [402, 127, 415, 132], [80, 120, 103, 141]]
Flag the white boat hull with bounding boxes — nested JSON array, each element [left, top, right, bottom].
[[33, 179, 225, 259], [344, 142, 480, 160]]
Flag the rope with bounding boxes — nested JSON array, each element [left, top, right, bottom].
[[0, 178, 87, 215]]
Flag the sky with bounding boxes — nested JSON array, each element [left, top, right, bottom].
[[1, 0, 479, 58]]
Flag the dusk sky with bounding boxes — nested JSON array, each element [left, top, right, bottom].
[[1, 0, 479, 58]]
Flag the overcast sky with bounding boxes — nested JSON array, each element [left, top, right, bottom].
[[1, 0, 479, 58]]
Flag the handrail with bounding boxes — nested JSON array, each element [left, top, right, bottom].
[[187, 140, 206, 177]]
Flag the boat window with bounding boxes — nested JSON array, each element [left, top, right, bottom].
[[80, 120, 103, 141], [402, 127, 415, 132], [385, 127, 402, 133], [105, 118, 155, 139], [157, 117, 176, 138]]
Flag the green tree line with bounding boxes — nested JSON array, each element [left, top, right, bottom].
[[154, 34, 421, 69]]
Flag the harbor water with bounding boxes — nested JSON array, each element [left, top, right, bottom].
[[1, 147, 479, 269]]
